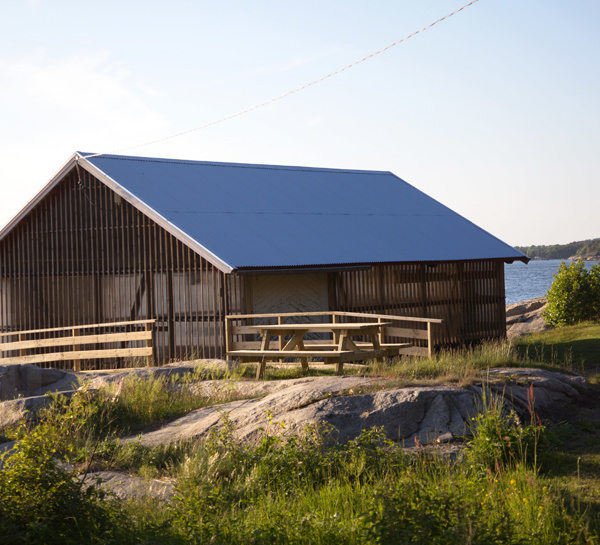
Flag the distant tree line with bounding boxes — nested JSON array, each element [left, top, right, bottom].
[[515, 238, 600, 260]]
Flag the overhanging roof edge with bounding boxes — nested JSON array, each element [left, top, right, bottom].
[[77, 155, 234, 274], [232, 255, 529, 273], [386, 171, 530, 264]]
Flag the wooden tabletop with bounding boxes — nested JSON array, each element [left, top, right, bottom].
[[244, 321, 391, 333]]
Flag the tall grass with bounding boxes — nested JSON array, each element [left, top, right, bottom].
[[162, 414, 596, 544], [364, 341, 522, 386], [1, 351, 598, 544]]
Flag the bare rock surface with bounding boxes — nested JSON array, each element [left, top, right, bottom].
[[506, 298, 547, 319], [0, 364, 78, 401], [0, 392, 75, 431], [506, 298, 549, 339], [1, 365, 591, 500], [125, 371, 587, 450], [486, 368, 588, 418], [80, 471, 175, 501]]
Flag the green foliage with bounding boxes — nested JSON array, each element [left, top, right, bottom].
[[2, 353, 599, 544], [515, 239, 600, 260], [0, 386, 597, 544], [360, 464, 593, 545], [576, 239, 600, 258], [543, 261, 600, 327], [0, 393, 107, 544], [466, 385, 544, 471], [512, 322, 600, 374]]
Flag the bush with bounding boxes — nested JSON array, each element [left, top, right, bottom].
[[466, 386, 544, 471], [543, 261, 600, 327], [0, 393, 107, 544]]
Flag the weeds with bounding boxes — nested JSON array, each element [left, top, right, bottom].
[[467, 384, 545, 472], [0, 395, 107, 544], [1, 340, 598, 543]]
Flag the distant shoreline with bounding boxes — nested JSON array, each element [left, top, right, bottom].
[[529, 257, 600, 262], [515, 238, 600, 261]]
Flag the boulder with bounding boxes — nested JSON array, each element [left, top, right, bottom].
[[0, 393, 75, 431], [506, 298, 547, 319], [506, 298, 549, 339], [0, 364, 78, 401]]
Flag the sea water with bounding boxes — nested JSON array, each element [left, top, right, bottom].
[[504, 259, 599, 305]]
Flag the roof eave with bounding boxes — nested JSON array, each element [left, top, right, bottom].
[[232, 255, 530, 273]]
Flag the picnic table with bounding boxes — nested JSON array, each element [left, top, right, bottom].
[[228, 320, 409, 379]]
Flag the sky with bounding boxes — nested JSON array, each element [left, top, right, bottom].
[[1, 0, 599, 247]]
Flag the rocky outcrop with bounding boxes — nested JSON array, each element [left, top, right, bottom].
[[0, 364, 78, 401], [1, 364, 590, 500], [0, 392, 76, 431], [506, 298, 549, 339], [124, 371, 586, 450]]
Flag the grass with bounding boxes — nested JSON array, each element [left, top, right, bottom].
[[239, 328, 599, 385], [1, 328, 599, 543], [2, 393, 598, 544], [513, 323, 600, 378]]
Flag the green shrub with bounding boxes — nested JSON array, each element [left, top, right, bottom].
[[0, 394, 107, 544], [543, 261, 600, 327], [466, 386, 544, 471]]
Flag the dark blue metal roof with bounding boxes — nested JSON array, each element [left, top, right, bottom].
[[80, 153, 528, 271]]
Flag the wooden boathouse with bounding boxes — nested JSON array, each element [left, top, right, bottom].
[[0, 152, 528, 368]]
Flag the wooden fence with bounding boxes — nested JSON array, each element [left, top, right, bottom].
[[0, 319, 155, 371]]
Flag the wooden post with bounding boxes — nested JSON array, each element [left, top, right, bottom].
[[378, 316, 384, 347], [145, 321, 153, 367], [167, 269, 175, 361], [278, 315, 285, 363], [72, 328, 81, 372], [300, 357, 309, 372], [256, 356, 267, 380], [19, 333, 26, 357], [225, 316, 230, 355], [427, 322, 433, 357], [332, 313, 340, 345]]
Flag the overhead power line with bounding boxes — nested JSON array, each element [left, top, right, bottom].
[[82, 0, 481, 160]]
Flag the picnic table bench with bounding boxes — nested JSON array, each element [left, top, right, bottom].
[[226, 311, 442, 379]]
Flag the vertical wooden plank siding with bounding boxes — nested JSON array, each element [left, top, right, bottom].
[[0, 170, 244, 368], [330, 262, 505, 348], [0, 168, 506, 364]]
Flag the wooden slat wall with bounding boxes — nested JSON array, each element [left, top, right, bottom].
[[0, 169, 246, 368], [0, 168, 505, 363], [330, 261, 506, 347]]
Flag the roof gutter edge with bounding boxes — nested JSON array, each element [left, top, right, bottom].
[[232, 255, 530, 273]]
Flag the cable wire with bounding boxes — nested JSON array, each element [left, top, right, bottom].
[[81, 0, 480, 160]]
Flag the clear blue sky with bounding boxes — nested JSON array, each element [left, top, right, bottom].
[[1, 0, 599, 246]]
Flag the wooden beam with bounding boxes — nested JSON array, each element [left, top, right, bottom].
[[1, 347, 153, 366], [0, 330, 152, 352]]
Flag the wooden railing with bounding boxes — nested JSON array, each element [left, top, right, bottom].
[[225, 311, 443, 359], [0, 319, 155, 371]]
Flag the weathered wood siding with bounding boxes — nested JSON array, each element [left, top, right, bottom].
[[249, 273, 329, 316], [0, 169, 245, 367], [329, 261, 506, 346], [0, 167, 506, 367]]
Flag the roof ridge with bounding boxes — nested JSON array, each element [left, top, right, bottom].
[[79, 152, 390, 176]]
